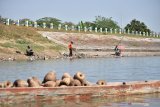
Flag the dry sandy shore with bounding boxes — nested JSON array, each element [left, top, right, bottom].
[[39, 31, 160, 58]]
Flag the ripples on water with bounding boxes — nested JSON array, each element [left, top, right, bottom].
[[0, 56, 160, 82], [0, 56, 160, 107]]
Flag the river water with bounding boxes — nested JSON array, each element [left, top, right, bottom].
[[0, 56, 160, 107]]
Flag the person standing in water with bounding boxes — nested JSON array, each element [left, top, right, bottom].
[[68, 41, 73, 57]]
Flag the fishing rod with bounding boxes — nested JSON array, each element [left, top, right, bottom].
[[117, 33, 125, 46], [117, 14, 125, 46]]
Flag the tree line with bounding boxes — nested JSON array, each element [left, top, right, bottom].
[[0, 16, 151, 33]]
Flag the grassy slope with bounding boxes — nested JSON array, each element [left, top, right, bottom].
[[0, 24, 66, 59]]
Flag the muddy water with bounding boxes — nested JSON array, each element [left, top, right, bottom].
[[0, 56, 160, 107]]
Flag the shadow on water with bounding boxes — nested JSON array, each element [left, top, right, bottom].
[[1, 93, 160, 107]]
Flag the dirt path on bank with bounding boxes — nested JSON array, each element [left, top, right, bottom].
[[38, 31, 160, 57]]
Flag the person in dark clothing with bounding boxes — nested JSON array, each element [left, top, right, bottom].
[[114, 45, 121, 56], [68, 41, 73, 57], [26, 46, 34, 56]]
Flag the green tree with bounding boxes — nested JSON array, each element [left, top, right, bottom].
[[124, 19, 151, 33], [94, 16, 120, 30], [63, 21, 75, 30], [84, 21, 96, 29], [36, 17, 61, 28], [78, 21, 84, 29], [19, 18, 33, 26], [0, 16, 6, 24], [0, 16, 14, 24], [76, 21, 96, 30], [63, 22, 75, 26]]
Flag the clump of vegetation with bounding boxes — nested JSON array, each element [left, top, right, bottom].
[[125, 19, 151, 33], [16, 39, 30, 44]]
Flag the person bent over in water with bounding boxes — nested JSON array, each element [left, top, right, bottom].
[[68, 41, 73, 57], [26, 46, 34, 56]]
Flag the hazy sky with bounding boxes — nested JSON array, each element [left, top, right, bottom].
[[0, 0, 160, 32]]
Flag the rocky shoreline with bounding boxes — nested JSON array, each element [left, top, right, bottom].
[[0, 53, 61, 61], [1, 50, 160, 61]]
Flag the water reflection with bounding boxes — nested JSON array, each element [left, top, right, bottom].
[[2, 93, 160, 107]]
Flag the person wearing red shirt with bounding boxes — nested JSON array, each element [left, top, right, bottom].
[[68, 41, 73, 57]]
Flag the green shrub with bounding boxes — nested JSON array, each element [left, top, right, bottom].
[[16, 39, 30, 44]]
